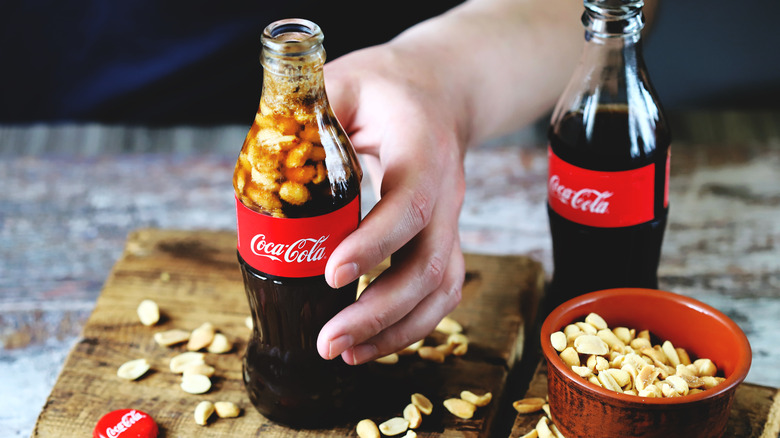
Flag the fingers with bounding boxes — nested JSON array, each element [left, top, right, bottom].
[[318, 157, 465, 362], [319, 236, 465, 365], [345, 240, 465, 365]]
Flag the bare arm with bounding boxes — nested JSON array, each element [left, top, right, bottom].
[[318, 0, 658, 365]]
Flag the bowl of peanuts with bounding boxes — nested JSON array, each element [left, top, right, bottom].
[[540, 288, 751, 438]]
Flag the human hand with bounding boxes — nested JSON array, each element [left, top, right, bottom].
[[317, 44, 468, 365]]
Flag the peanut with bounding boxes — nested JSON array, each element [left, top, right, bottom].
[[550, 331, 567, 352], [403, 403, 422, 429], [375, 353, 400, 365], [194, 401, 215, 426], [398, 340, 424, 356], [559, 347, 580, 367], [435, 316, 463, 335], [356, 419, 381, 438], [411, 393, 433, 415], [512, 397, 546, 414], [460, 390, 492, 407], [214, 401, 241, 418], [182, 363, 216, 378], [574, 334, 609, 355], [207, 333, 233, 354], [116, 358, 150, 381], [585, 312, 608, 330], [137, 299, 160, 326], [170, 352, 206, 373], [418, 346, 446, 363], [379, 417, 409, 436], [187, 322, 216, 351], [443, 398, 476, 419], [153, 329, 190, 347], [181, 373, 211, 394]]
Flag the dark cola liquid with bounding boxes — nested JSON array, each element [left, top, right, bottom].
[[546, 106, 670, 311], [239, 175, 363, 427], [239, 257, 362, 427]]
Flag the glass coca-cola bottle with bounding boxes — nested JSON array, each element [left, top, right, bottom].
[[233, 18, 363, 427], [546, 0, 670, 309]]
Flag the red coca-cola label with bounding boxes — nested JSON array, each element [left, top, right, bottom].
[[236, 196, 360, 277], [548, 147, 655, 228]]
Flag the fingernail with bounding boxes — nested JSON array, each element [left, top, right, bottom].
[[333, 262, 359, 289], [348, 343, 378, 365], [328, 334, 353, 360]]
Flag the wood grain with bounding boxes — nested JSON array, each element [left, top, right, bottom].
[[32, 228, 544, 437]]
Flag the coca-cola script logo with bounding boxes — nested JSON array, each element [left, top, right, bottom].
[[105, 410, 145, 438], [548, 175, 612, 214], [250, 234, 329, 264]]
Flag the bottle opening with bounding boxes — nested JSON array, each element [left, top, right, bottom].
[[270, 22, 313, 39], [263, 18, 323, 55]]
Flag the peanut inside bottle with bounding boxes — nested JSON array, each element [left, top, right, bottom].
[[233, 19, 361, 219]]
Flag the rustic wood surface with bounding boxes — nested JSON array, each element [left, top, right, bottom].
[[509, 361, 780, 438], [32, 228, 544, 437], [2, 110, 779, 436]]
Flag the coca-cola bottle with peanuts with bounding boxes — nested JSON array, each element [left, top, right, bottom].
[[546, 0, 670, 309], [233, 18, 362, 427]]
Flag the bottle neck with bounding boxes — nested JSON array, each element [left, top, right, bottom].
[[259, 19, 328, 111]]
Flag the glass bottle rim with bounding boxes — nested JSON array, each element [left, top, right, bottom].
[[262, 18, 324, 57]]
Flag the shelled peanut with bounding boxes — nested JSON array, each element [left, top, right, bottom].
[[233, 103, 330, 217], [550, 313, 725, 398]]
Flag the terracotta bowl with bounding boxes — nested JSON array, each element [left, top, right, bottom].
[[540, 288, 751, 438]]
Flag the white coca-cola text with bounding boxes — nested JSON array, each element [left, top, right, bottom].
[[250, 234, 329, 263], [549, 175, 612, 214], [105, 410, 145, 438]]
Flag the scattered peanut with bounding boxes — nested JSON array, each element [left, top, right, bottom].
[[194, 401, 215, 426], [356, 419, 381, 438], [214, 401, 241, 418], [116, 358, 151, 381], [403, 403, 422, 429], [187, 322, 216, 351], [153, 329, 190, 347], [411, 393, 433, 415], [207, 333, 233, 354], [397, 340, 424, 356], [512, 397, 546, 414], [418, 346, 446, 363], [181, 373, 212, 394], [170, 352, 206, 373], [435, 316, 463, 335], [460, 390, 492, 407], [443, 398, 476, 419], [379, 417, 409, 436], [182, 362, 216, 378], [375, 353, 400, 365], [137, 299, 160, 326]]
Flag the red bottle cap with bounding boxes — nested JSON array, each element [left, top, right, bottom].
[[93, 409, 158, 438]]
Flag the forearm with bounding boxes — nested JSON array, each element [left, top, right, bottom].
[[386, 0, 584, 148]]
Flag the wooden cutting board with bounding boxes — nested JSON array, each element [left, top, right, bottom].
[[32, 228, 545, 437]]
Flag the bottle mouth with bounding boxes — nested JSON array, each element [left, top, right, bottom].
[[583, 0, 644, 37], [262, 18, 324, 56], [585, 0, 644, 18]]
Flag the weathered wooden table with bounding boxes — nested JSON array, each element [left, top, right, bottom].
[[1, 110, 779, 436]]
